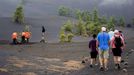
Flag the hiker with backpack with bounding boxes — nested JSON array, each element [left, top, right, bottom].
[[97, 27, 110, 71], [89, 34, 98, 68], [111, 30, 125, 69]]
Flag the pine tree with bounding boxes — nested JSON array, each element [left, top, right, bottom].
[[59, 28, 66, 42], [93, 8, 99, 23], [75, 9, 82, 19], [58, 6, 70, 16], [100, 16, 107, 24], [63, 20, 73, 33], [81, 11, 91, 22], [108, 16, 116, 30], [13, 5, 24, 24], [75, 18, 87, 36], [119, 17, 125, 27], [67, 33, 74, 42]]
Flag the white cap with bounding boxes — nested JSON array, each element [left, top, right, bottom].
[[101, 27, 106, 31], [114, 30, 119, 33]]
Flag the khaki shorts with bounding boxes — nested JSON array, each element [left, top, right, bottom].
[[99, 49, 109, 59]]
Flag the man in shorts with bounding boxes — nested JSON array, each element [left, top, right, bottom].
[[97, 27, 110, 71]]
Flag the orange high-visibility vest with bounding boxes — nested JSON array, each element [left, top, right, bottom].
[[12, 32, 18, 39], [25, 32, 31, 38]]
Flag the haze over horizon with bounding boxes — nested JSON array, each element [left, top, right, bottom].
[[0, 0, 134, 23]]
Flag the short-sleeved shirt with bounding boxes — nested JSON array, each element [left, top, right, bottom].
[[89, 39, 97, 52], [97, 32, 110, 51]]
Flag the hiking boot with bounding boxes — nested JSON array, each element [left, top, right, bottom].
[[90, 65, 93, 68], [115, 64, 118, 69], [81, 60, 85, 63], [104, 67, 109, 71], [99, 66, 104, 71], [124, 62, 128, 66], [117, 64, 121, 70], [121, 60, 125, 63], [95, 63, 98, 66]]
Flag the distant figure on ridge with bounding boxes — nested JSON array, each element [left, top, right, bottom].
[[40, 26, 46, 43]]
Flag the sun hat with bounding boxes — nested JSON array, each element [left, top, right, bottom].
[[114, 30, 119, 34]]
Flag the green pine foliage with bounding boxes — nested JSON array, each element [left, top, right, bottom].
[[75, 18, 86, 36], [92, 8, 99, 22], [13, 5, 24, 24], [86, 22, 101, 36], [75, 9, 83, 19], [63, 20, 73, 33], [59, 28, 66, 42], [59, 20, 74, 42], [67, 33, 74, 42], [81, 11, 91, 22], [58, 6, 127, 42], [119, 16, 125, 27], [107, 16, 116, 30], [100, 16, 107, 24], [58, 6, 70, 16]]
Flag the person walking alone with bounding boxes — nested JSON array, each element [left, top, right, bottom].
[[40, 26, 46, 43]]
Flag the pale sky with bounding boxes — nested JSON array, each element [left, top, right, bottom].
[[100, 0, 133, 6]]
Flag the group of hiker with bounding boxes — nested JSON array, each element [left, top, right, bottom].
[[12, 26, 46, 44], [12, 31, 31, 44], [11, 25, 126, 71], [89, 27, 125, 71]]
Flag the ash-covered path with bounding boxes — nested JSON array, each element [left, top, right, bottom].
[[0, 38, 134, 75]]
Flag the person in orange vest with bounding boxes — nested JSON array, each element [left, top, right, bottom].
[[21, 31, 26, 43], [25, 32, 31, 43], [12, 32, 18, 44]]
